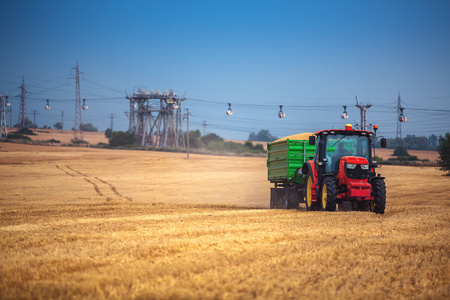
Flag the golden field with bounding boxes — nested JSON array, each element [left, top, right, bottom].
[[0, 142, 449, 299]]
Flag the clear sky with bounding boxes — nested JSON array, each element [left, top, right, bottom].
[[1, 0, 449, 140]]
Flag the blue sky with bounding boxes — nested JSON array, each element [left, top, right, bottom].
[[1, 0, 449, 140]]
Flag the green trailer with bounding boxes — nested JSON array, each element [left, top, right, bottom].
[[267, 138, 316, 209]]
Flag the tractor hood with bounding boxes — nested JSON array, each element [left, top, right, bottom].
[[340, 156, 369, 165]]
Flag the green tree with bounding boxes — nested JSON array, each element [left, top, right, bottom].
[[105, 128, 113, 138], [109, 131, 135, 147], [82, 123, 98, 132], [201, 133, 223, 146], [53, 122, 63, 130], [186, 130, 205, 148], [393, 145, 409, 157], [248, 129, 278, 142], [429, 134, 438, 150], [14, 118, 37, 128], [437, 132, 450, 175]]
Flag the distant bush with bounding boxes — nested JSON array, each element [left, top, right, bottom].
[[17, 128, 37, 135], [171, 131, 266, 156], [201, 133, 223, 146], [53, 122, 63, 130], [7, 132, 31, 140], [71, 139, 89, 145], [45, 139, 60, 143], [393, 145, 409, 157], [14, 119, 37, 129], [109, 131, 135, 147], [96, 142, 109, 148]]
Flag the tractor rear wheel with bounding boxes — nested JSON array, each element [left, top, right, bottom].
[[320, 177, 337, 211], [305, 175, 317, 211], [370, 178, 386, 214]]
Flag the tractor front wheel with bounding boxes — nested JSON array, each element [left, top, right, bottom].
[[320, 177, 337, 211], [370, 178, 386, 214], [305, 175, 318, 211]]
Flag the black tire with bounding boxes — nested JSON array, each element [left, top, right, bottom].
[[320, 177, 337, 211], [305, 175, 318, 211], [370, 178, 386, 214]]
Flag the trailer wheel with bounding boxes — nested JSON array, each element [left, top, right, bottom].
[[370, 178, 386, 214], [320, 177, 337, 211], [305, 175, 317, 211]]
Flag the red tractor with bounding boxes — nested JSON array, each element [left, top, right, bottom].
[[302, 124, 387, 213]]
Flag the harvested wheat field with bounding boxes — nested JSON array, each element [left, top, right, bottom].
[[7, 128, 109, 145], [0, 142, 449, 299]]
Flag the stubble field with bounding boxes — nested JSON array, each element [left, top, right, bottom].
[[0, 142, 449, 299]]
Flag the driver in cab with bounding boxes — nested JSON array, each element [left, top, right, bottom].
[[331, 143, 352, 172]]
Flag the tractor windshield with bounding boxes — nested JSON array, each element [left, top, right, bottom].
[[325, 133, 370, 173]]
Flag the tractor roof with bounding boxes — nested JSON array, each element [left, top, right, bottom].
[[314, 128, 375, 136]]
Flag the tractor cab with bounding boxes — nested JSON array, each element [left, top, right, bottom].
[[303, 124, 387, 213], [313, 124, 374, 179]]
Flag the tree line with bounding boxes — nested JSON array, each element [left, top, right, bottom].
[[375, 134, 440, 150]]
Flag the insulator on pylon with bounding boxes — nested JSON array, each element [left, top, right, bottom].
[[45, 99, 51, 110], [278, 105, 285, 118], [82, 99, 88, 110], [341, 105, 348, 119], [5, 99, 10, 107], [226, 103, 233, 115], [173, 101, 179, 109]]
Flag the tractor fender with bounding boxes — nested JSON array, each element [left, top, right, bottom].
[[368, 176, 385, 184], [302, 161, 317, 182]]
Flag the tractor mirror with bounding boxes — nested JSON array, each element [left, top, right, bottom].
[[309, 136, 316, 145], [380, 138, 387, 148]]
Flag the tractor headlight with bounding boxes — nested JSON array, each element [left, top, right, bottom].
[[346, 163, 357, 169], [361, 164, 369, 170]]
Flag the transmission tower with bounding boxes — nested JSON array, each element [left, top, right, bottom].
[[396, 93, 406, 139], [0, 93, 9, 139], [202, 121, 207, 136], [110, 113, 114, 131], [126, 88, 186, 147], [31, 110, 39, 127], [71, 62, 84, 141], [17, 77, 28, 129], [355, 96, 372, 131], [61, 110, 64, 133]]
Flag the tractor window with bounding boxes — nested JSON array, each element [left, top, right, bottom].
[[326, 134, 370, 172]]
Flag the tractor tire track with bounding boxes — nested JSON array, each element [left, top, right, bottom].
[[55, 165, 75, 177], [83, 178, 112, 202], [95, 177, 133, 202], [55, 165, 132, 202], [66, 165, 88, 177]]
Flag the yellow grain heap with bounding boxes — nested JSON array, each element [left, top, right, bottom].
[[273, 132, 314, 142]]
